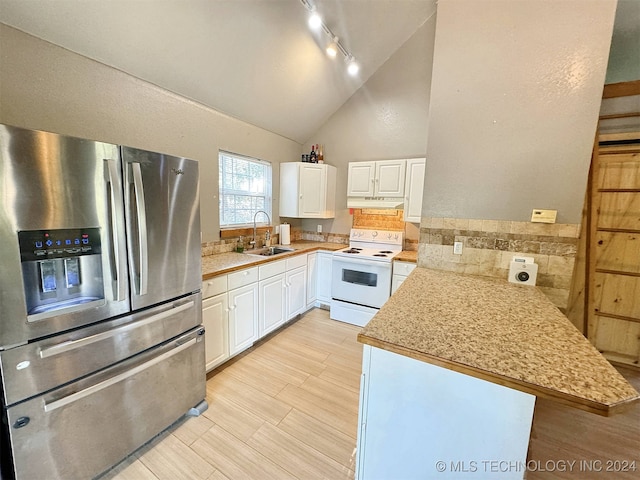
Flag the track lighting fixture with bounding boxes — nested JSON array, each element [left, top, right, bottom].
[[346, 55, 359, 76], [299, 0, 360, 76], [308, 11, 321, 29], [326, 37, 339, 58]]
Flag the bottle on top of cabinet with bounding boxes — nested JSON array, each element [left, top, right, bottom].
[[309, 145, 317, 163]]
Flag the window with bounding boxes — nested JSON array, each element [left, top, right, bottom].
[[219, 151, 272, 227]]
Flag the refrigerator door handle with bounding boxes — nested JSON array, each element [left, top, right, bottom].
[[105, 158, 127, 302], [43, 337, 197, 413], [39, 300, 195, 359], [132, 162, 149, 296]]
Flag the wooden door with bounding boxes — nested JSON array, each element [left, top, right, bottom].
[[588, 145, 640, 368]]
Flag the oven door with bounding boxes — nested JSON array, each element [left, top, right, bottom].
[[331, 256, 392, 309]]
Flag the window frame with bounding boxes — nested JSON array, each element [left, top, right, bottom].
[[218, 150, 273, 229]]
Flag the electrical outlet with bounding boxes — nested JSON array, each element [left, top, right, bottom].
[[453, 241, 463, 255], [317, 224, 322, 233]]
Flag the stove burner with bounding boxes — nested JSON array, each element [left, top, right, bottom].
[[373, 253, 387, 257], [379, 250, 393, 254], [344, 249, 361, 254]]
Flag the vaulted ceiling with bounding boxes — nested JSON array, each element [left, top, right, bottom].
[[1, 0, 636, 144], [0, 0, 437, 143]]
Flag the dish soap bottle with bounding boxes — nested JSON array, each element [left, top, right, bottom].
[[236, 236, 244, 253]]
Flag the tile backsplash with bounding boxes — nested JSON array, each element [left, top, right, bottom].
[[418, 217, 580, 310]]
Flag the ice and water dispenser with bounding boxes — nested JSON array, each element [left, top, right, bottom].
[[18, 228, 105, 320]]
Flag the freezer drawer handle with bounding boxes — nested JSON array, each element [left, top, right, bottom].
[[132, 162, 149, 296], [39, 301, 195, 359], [44, 337, 197, 413]]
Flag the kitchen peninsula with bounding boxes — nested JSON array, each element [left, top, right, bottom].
[[355, 267, 640, 479]]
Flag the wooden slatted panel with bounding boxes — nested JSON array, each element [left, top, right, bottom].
[[596, 153, 640, 190], [593, 272, 640, 320], [597, 192, 640, 231], [595, 232, 640, 274], [592, 316, 640, 365], [588, 145, 640, 369]]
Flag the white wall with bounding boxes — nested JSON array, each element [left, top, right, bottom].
[[300, 15, 437, 239], [0, 24, 301, 243], [605, 0, 640, 84], [422, 0, 617, 224]]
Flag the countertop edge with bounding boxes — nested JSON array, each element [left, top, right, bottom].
[[357, 333, 640, 417], [202, 244, 341, 280]]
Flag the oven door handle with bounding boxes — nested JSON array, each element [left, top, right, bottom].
[[39, 301, 194, 359], [333, 257, 390, 269], [43, 337, 197, 413]]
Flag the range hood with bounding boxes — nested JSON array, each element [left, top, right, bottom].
[[347, 197, 404, 209]]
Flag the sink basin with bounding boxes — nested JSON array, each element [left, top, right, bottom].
[[244, 246, 295, 257]]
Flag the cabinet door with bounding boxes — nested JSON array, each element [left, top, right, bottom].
[[259, 274, 286, 337], [279, 163, 301, 218], [228, 283, 259, 355], [286, 266, 307, 319], [403, 158, 426, 223], [306, 253, 318, 307], [347, 162, 376, 196], [316, 252, 333, 303], [375, 160, 406, 197], [299, 164, 327, 217], [391, 274, 406, 295], [202, 293, 229, 371]]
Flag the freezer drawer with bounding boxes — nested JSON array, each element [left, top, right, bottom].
[[6, 327, 205, 480], [1, 292, 202, 406]]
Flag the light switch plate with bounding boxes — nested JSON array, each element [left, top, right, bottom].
[[531, 209, 557, 224], [453, 241, 463, 255], [317, 224, 322, 233]]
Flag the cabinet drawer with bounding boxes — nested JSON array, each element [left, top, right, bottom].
[[393, 261, 417, 277], [202, 275, 227, 299], [228, 267, 259, 290], [286, 253, 307, 271], [259, 259, 286, 280]]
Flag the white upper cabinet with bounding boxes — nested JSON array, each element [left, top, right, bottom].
[[403, 158, 426, 223], [280, 163, 337, 218], [347, 159, 406, 197], [347, 161, 376, 196]]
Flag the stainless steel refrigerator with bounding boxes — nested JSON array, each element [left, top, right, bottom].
[[0, 125, 206, 479]]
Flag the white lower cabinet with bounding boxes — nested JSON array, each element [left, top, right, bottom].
[[316, 252, 333, 304], [202, 293, 230, 371], [286, 266, 307, 319], [202, 275, 230, 373], [202, 251, 319, 369], [259, 273, 286, 337], [228, 282, 259, 356], [391, 261, 417, 294], [306, 253, 318, 308]]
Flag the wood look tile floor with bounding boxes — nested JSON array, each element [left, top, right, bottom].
[[101, 308, 640, 480], [102, 308, 361, 480]]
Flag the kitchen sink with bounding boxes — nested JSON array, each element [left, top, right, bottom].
[[244, 246, 295, 257]]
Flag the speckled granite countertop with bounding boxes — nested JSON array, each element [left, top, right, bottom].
[[358, 267, 640, 416], [202, 241, 344, 279]]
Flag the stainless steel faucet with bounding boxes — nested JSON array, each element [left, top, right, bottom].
[[251, 210, 271, 249]]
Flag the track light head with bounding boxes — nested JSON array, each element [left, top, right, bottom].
[[326, 37, 339, 58]]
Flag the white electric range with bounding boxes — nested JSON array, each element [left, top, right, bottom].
[[330, 228, 403, 326]]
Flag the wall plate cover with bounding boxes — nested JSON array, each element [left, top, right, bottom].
[[531, 209, 557, 224]]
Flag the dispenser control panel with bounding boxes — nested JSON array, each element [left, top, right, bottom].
[[18, 228, 102, 262]]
